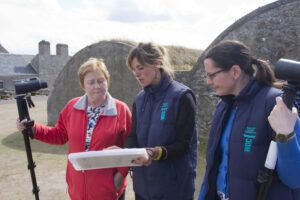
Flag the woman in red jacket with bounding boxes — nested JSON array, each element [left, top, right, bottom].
[[16, 58, 132, 200]]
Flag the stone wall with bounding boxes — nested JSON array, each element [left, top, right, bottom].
[[35, 55, 70, 91], [30, 41, 71, 91]]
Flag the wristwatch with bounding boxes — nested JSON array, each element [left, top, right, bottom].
[[275, 131, 295, 143]]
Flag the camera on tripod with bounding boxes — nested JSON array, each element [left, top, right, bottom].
[[14, 77, 48, 95], [14, 77, 48, 200]]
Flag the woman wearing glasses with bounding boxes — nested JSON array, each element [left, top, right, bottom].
[[198, 40, 300, 200], [17, 58, 131, 200]]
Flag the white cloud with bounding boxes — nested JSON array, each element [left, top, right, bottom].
[[0, 0, 276, 55]]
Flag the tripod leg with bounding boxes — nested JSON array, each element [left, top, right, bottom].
[[22, 130, 40, 200], [16, 96, 40, 200]]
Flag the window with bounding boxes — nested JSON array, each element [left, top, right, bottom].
[[0, 81, 3, 90]]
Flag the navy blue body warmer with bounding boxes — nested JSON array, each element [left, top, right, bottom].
[[201, 79, 300, 200], [132, 76, 197, 200]]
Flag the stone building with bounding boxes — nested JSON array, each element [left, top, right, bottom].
[[0, 40, 70, 93]]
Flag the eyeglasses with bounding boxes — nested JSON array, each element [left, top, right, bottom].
[[204, 69, 226, 80]]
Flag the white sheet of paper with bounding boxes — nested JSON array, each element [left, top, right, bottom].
[[68, 148, 148, 171]]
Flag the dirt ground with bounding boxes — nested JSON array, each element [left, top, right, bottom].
[[0, 96, 203, 200]]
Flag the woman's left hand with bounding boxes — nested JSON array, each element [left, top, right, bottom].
[[268, 96, 298, 134]]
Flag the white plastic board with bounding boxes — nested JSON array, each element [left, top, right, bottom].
[[68, 148, 148, 171]]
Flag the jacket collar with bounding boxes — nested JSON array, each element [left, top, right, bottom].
[[144, 74, 172, 97], [73, 92, 117, 116], [220, 78, 262, 105]]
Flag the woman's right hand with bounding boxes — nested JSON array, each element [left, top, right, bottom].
[[16, 118, 35, 138], [16, 118, 27, 132], [132, 147, 161, 166], [132, 155, 152, 166]]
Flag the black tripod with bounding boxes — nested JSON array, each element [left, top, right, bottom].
[[15, 94, 40, 200]]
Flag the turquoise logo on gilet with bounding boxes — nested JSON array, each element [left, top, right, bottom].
[[243, 127, 256, 153], [160, 102, 169, 121]]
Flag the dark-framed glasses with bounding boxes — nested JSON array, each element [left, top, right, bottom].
[[204, 69, 226, 80]]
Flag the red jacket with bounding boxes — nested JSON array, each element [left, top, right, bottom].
[[34, 94, 132, 200]]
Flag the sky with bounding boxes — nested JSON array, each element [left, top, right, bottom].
[[0, 0, 276, 56]]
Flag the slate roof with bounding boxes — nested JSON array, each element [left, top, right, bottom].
[[0, 54, 37, 75], [0, 44, 9, 53]]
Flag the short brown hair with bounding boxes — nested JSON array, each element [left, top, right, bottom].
[[77, 58, 110, 89]]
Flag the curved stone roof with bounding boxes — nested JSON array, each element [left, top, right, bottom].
[[190, 0, 300, 136]]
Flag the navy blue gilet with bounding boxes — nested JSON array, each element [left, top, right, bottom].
[[132, 75, 197, 200], [200, 79, 300, 200]]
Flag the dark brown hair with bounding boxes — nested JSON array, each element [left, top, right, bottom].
[[204, 40, 275, 86]]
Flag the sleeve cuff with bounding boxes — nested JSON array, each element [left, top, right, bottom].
[[160, 146, 168, 160]]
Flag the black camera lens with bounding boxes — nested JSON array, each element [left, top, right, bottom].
[[15, 77, 48, 95], [275, 59, 300, 81]]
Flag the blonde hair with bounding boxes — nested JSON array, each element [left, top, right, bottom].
[[77, 58, 110, 89], [127, 42, 174, 77]]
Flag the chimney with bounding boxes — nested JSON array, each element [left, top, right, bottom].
[[38, 40, 50, 55], [56, 43, 68, 56]]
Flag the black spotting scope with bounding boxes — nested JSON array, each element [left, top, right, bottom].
[[274, 58, 300, 109], [15, 77, 47, 95], [14, 77, 48, 200]]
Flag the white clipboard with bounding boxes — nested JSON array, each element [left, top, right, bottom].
[[68, 148, 148, 171]]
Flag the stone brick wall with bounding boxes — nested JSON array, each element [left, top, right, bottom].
[[37, 55, 70, 90], [30, 41, 70, 91], [38, 40, 50, 56], [56, 44, 68, 57]]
